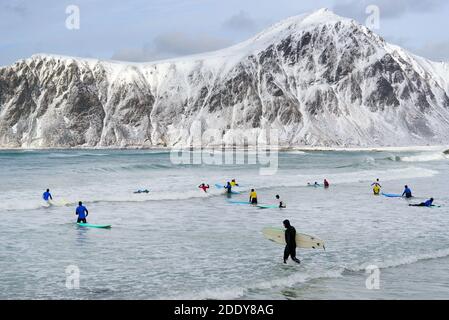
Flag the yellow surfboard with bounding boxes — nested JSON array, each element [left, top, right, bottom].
[[262, 227, 325, 250]]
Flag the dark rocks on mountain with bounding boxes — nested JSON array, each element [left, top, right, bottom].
[[1, 9, 449, 148]]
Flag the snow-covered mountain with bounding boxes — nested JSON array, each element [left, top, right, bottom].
[[1, 8, 449, 148]]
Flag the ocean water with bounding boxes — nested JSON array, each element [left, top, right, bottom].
[[0, 148, 448, 300]]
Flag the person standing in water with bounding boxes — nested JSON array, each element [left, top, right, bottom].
[[409, 198, 434, 207], [324, 179, 330, 188], [198, 183, 210, 193], [76, 201, 89, 224], [283, 219, 300, 264], [230, 179, 239, 187], [371, 179, 381, 195], [42, 189, 53, 202], [402, 185, 413, 198], [225, 182, 233, 194], [249, 189, 258, 204], [276, 195, 286, 208]]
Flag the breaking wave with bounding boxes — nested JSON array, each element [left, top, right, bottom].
[[386, 152, 448, 162]]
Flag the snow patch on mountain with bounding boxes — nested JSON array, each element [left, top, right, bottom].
[[1, 8, 449, 149]]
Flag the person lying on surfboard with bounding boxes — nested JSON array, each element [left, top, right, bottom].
[[276, 195, 286, 208], [134, 189, 149, 194], [283, 219, 300, 264], [402, 185, 413, 198], [76, 201, 89, 224], [409, 198, 434, 207], [198, 183, 210, 192], [42, 189, 53, 202], [307, 182, 320, 187]]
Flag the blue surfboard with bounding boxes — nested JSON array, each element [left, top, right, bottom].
[[381, 193, 403, 198], [228, 200, 250, 205]]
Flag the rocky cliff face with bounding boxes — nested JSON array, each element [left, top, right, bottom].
[[1, 8, 449, 148]]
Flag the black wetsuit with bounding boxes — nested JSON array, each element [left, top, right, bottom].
[[284, 226, 300, 263]]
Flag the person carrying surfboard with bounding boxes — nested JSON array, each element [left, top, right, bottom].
[[283, 220, 300, 264], [198, 183, 210, 193], [249, 189, 258, 204], [409, 198, 434, 207], [75, 201, 89, 224], [371, 178, 381, 195], [42, 189, 53, 202], [402, 185, 413, 198], [275, 195, 286, 208]]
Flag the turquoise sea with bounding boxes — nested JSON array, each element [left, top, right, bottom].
[[0, 148, 448, 299]]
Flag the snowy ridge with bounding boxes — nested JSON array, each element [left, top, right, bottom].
[[1, 8, 449, 148]]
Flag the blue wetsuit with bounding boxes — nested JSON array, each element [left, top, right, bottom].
[[76, 205, 88, 223], [410, 199, 434, 207], [402, 188, 412, 198], [43, 191, 52, 201], [225, 184, 232, 194], [423, 199, 433, 207]]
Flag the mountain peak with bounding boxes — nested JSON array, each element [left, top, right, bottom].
[[245, 8, 352, 48]]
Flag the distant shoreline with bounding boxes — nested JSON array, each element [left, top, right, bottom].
[[0, 145, 448, 153]]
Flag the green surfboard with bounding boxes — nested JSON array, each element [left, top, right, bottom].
[[77, 223, 111, 229]]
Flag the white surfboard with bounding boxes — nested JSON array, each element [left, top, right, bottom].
[[262, 227, 325, 250], [47, 199, 70, 207]]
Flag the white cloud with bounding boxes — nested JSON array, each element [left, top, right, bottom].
[[112, 32, 232, 62], [333, 0, 447, 21], [222, 10, 257, 32], [415, 41, 449, 62]]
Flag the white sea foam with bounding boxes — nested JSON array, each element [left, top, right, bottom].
[[399, 152, 448, 162]]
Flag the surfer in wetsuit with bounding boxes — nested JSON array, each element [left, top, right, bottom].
[[409, 198, 434, 207], [276, 195, 286, 208], [199, 183, 210, 193], [324, 179, 330, 188], [43, 189, 53, 202], [225, 182, 233, 194], [249, 189, 258, 204], [76, 201, 89, 223], [230, 179, 239, 187], [283, 219, 300, 264], [134, 189, 149, 194], [371, 179, 381, 195], [402, 185, 412, 198]]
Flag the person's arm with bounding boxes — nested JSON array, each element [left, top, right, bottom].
[[402, 190, 406, 196], [75, 209, 78, 216], [85, 208, 89, 217], [50, 194, 53, 200]]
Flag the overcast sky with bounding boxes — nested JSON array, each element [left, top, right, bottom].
[[1, 0, 449, 66]]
